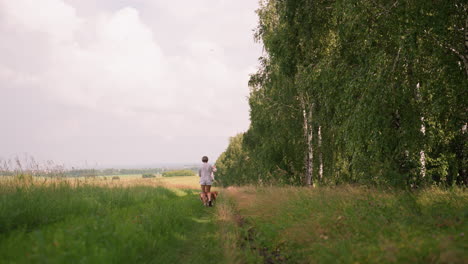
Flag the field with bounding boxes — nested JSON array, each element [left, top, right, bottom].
[[0, 176, 221, 263], [0, 176, 466, 263]]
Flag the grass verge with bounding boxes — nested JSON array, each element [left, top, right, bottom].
[[220, 185, 467, 264], [0, 178, 222, 263]]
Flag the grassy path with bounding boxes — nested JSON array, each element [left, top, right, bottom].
[[0, 183, 222, 263], [1, 179, 466, 264]]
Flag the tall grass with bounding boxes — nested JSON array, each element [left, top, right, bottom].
[[0, 177, 222, 263], [2, 173, 466, 263], [220, 185, 468, 264]]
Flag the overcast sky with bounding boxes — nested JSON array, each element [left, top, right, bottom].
[[0, 0, 262, 168]]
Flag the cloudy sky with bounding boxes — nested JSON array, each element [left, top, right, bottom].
[[0, 0, 262, 168]]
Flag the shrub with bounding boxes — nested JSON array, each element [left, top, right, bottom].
[[162, 170, 196, 177]]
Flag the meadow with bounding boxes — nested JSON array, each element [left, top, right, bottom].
[[0, 176, 221, 263], [0, 176, 466, 263]]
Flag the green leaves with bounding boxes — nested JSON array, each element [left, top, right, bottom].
[[217, 0, 467, 187]]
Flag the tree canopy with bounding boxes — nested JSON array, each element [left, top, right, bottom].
[[216, 0, 467, 187]]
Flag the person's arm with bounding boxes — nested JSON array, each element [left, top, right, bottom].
[[198, 167, 201, 177], [211, 165, 216, 181]]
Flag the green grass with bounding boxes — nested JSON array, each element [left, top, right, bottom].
[[0, 181, 222, 263], [221, 186, 468, 264], [155, 175, 206, 189], [1, 178, 466, 264]]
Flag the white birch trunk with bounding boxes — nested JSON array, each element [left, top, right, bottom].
[[301, 96, 314, 187], [318, 125, 323, 181], [417, 82, 426, 178], [420, 116, 426, 178]]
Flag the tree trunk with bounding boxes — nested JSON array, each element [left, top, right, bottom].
[[419, 118, 426, 179], [301, 96, 314, 187], [318, 125, 323, 181], [465, 17, 468, 76], [417, 83, 426, 179], [456, 123, 467, 185]]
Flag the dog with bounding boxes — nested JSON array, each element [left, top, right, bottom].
[[207, 191, 218, 207], [199, 191, 219, 207], [199, 192, 209, 206]]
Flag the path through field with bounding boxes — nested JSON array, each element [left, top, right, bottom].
[[1, 178, 466, 263]]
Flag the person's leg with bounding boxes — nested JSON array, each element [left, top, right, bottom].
[[200, 185, 207, 206]]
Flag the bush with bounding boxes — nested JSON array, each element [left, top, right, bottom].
[[142, 174, 156, 178], [112, 176, 120, 180], [162, 170, 196, 177]]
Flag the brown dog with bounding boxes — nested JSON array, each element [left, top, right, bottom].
[[199, 192, 209, 206], [207, 191, 218, 207]]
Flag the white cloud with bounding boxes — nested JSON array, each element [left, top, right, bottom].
[[2, 0, 169, 111], [44, 6, 168, 112], [0, 0, 262, 166], [2, 0, 82, 42]]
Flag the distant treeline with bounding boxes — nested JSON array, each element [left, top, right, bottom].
[[216, 0, 467, 187], [0, 167, 201, 178], [0, 170, 16, 177], [65, 168, 164, 177], [162, 170, 196, 177], [0, 168, 163, 177]]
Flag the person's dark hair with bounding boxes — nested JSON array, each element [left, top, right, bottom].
[[202, 156, 208, 162]]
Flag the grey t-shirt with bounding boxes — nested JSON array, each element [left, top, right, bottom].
[[198, 163, 213, 180]]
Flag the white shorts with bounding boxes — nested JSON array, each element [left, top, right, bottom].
[[200, 178, 212, 185]]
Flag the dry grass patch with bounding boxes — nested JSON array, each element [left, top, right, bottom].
[[0, 175, 213, 190]]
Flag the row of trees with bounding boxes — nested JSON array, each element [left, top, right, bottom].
[[161, 170, 196, 177], [216, 0, 467, 187]]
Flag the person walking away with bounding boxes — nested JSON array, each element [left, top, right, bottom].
[[199, 156, 213, 206]]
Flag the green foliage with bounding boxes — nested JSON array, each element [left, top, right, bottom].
[[218, 0, 468, 187], [67, 168, 162, 177], [65, 169, 98, 177], [162, 170, 196, 177], [216, 134, 255, 186], [117, 168, 162, 175], [142, 173, 156, 178]]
